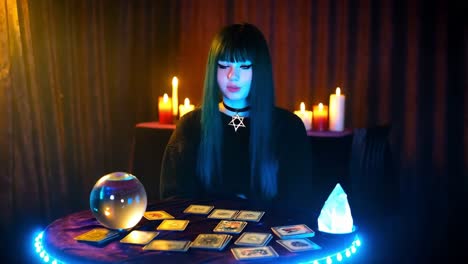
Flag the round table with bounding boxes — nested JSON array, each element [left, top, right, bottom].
[[34, 198, 361, 263]]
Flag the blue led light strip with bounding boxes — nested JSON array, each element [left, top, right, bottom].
[[33, 232, 64, 264], [34, 231, 361, 263], [299, 235, 362, 264]]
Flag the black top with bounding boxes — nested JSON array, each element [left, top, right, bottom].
[[159, 107, 315, 208]]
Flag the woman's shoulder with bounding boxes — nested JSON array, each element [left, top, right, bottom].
[[171, 108, 202, 140], [177, 108, 202, 126], [272, 106, 305, 128]]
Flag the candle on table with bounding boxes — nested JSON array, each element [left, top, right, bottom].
[[293, 102, 313, 131], [172, 76, 178, 117], [179, 98, 195, 118], [158, 93, 173, 124], [312, 102, 328, 131], [329, 87, 346, 131]]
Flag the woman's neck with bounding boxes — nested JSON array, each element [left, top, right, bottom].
[[219, 102, 250, 117], [223, 98, 248, 109]]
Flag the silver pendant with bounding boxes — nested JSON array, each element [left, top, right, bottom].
[[228, 113, 246, 132]]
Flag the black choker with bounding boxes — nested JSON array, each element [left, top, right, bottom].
[[222, 102, 251, 113], [222, 102, 250, 132]]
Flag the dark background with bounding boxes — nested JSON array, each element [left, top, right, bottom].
[[0, 0, 465, 263]]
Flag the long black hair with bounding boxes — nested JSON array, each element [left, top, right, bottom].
[[197, 23, 278, 199]]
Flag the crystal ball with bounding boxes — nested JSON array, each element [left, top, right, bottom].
[[89, 172, 147, 230]]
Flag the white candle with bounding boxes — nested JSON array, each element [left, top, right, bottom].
[[172, 76, 178, 117], [329, 87, 346, 131], [293, 102, 313, 131], [179, 98, 195, 118]]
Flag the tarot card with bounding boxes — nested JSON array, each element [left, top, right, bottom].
[[271, 224, 315, 239], [74, 228, 120, 245], [144, 210, 174, 220], [219, 235, 233, 250], [231, 246, 279, 261], [276, 238, 322, 252], [157, 219, 190, 231], [213, 220, 247, 234], [190, 234, 232, 250], [207, 209, 239, 219], [234, 210, 265, 222], [234, 232, 273, 246], [183, 204, 214, 214], [119, 230, 159, 245], [142, 240, 191, 252]]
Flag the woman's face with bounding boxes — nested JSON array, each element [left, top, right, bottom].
[[217, 60, 253, 107]]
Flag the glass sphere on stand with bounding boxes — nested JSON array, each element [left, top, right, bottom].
[[89, 172, 147, 230]]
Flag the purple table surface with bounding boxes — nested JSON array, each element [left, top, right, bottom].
[[42, 198, 357, 264]]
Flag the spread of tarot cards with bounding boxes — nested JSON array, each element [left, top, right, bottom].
[[72, 203, 329, 262]]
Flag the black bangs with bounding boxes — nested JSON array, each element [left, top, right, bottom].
[[214, 25, 256, 63], [217, 45, 252, 63]]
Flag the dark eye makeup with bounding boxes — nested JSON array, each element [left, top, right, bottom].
[[217, 63, 228, 69], [217, 63, 252, 70]]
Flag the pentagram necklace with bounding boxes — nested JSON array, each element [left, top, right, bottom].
[[223, 102, 250, 132]]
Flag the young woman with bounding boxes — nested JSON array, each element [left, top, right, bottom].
[[160, 23, 313, 207]]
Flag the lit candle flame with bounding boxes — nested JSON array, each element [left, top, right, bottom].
[[172, 77, 178, 87], [184, 98, 190, 106], [319, 102, 323, 111], [300, 102, 305, 112], [163, 93, 169, 102], [336, 87, 341, 96]]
